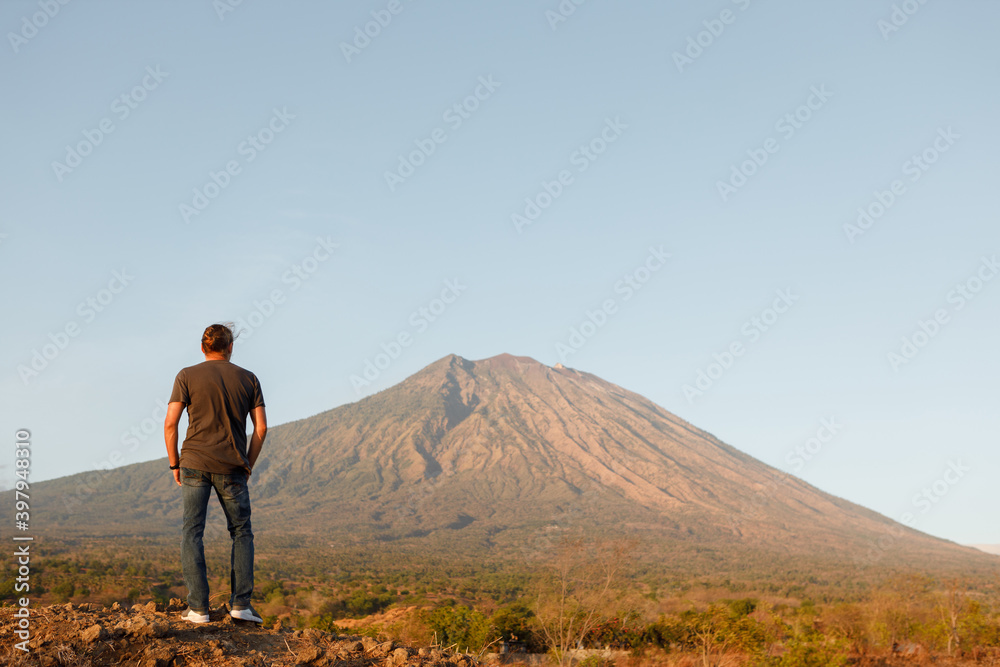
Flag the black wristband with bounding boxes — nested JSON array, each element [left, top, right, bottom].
[[170, 464, 180, 470]]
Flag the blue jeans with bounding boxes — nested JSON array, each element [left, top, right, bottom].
[[181, 467, 254, 612]]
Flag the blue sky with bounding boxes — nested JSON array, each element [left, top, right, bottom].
[[2, 1, 998, 546]]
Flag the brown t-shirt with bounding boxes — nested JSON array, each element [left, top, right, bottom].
[[169, 360, 265, 474]]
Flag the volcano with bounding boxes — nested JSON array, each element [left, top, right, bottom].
[[21, 353, 997, 576]]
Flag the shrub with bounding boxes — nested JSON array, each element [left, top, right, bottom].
[[0, 578, 17, 600], [490, 602, 543, 652], [52, 581, 76, 602], [763, 636, 848, 667], [584, 616, 645, 649], [727, 598, 759, 617], [346, 589, 393, 617], [424, 602, 491, 652]]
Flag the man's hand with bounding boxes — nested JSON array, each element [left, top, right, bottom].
[[173, 469, 181, 486]]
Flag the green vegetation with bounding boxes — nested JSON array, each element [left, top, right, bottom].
[[423, 601, 490, 651], [5, 537, 1000, 665]]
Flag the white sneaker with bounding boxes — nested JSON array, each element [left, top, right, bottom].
[[230, 605, 262, 623], [181, 608, 210, 624]]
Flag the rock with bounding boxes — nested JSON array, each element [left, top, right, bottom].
[[141, 641, 176, 667], [374, 641, 395, 657], [127, 616, 149, 636], [303, 627, 325, 640], [361, 636, 379, 652], [63, 603, 75, 612], [167, 597, 185, 611], [391, 647, 411, 666], [296, 645, 323, 664], [149, 620, 169, 637], [111, 602, 123, 611], [418, 648, 430, 657], [125, 615, 168, 638], [894, 642, 929, 659], [143, 600, 159, 613], [80, 624, 105, 643]]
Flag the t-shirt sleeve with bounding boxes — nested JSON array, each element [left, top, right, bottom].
[[169, 370, 190, 404], [252, 374, 265, 408]]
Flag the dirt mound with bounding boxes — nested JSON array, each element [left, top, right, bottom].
[[0, 600, 481, 667]]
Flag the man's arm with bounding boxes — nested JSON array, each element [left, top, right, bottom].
[[164, 402, 186, 487], [246, 406, 267, 473]]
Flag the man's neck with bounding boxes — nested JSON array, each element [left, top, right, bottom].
[[204, 355, 230, 362]]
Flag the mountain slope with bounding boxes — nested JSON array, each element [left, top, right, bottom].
[[14, 353, 997, 575]]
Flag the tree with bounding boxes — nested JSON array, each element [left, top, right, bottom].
[[937, 579, 965, 656], [824, 602, 866, 654], [866, 575, 927, 648], [680, 604, 770, 667], [533, 536, 636, 665], [490, 602, 543, 652]]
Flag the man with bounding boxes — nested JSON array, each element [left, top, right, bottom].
[[164, 323, 267, 624]]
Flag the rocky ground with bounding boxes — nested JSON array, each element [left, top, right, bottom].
[[7, 600, 1000, 667], [0, 600, 482, 667]]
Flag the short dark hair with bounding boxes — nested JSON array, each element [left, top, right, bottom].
[[201, 323, 236, 353]]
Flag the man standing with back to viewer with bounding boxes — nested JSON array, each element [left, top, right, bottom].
[[163, 323, 267, 624]]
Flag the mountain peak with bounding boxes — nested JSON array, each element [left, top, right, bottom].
[[474, 352, 544, 368], [425, 352, 552, 374]]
